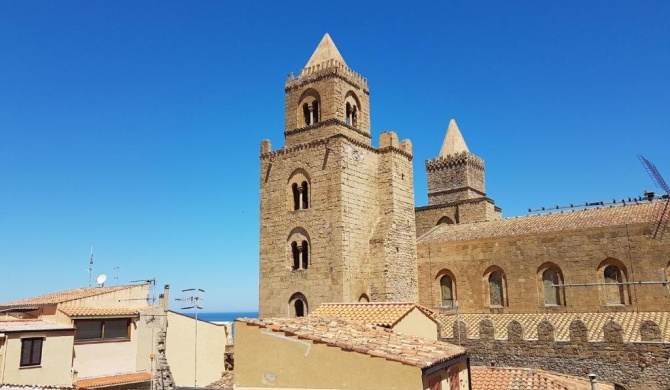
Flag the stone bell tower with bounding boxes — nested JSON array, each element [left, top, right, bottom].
[[259, 34, 418, 318]]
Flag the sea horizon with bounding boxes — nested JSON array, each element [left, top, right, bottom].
[[182, 311, 258, 323]]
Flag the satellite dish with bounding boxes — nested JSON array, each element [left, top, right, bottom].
[[96, 274, 107, 286]]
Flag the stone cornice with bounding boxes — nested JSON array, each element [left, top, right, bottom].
[[285, 68, 370, 95], [415, 197, 497, 212], [425, 151, 485, 171], [428, 187, 487, 197], [284, 118, 371, 140]]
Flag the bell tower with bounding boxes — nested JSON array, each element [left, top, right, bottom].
[[259, 34, 418, 318]]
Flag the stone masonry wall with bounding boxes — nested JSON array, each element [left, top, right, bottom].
[[443, 318, 670, 390], [417, 222, 670, 313]]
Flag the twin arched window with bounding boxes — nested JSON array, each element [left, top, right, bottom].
[[345, 102, 358, 127], [302, 100, 319, 126], [292, 181, 309, 210], [290, 240, 309, 270]]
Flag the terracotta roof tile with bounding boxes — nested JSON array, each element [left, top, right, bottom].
[[0, 285, 143, 309], [58, 306, 141, 317], [0, 319, 74, 333], [310, 302, 437, 327], [237, 316, 466, 370], [0, 385, 74, 390], [438, 312, 670, 342], [419, 202, 658, 243], [471, 366, 614, 390], [74, 372, 151, 389]]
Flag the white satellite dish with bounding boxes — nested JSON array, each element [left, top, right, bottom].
[[96, 274, 107, 286]]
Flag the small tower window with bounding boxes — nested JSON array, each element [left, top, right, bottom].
[[303, 103, 311, 126], [294, 299, 305, 317], [289, 292, 308, 318], [346, 103, 358, 127], [291, 242, 300, 270], [312, 101, 319, 123], [301, 240, 309, 269], [292, 183, 300, 210], [301, 181, 309, 209]]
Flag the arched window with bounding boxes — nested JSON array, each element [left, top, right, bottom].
[[358, 293, 370, 302], [542, 268, 562, 306], [345, 102, 357, 127], [289, 293, 308, 318], [440, 275, 454, 308], [312, 100, 319, 123], [301, 240, 309, 269], [291, 242, 300, 270], [303, 103, 311, 126], [292, 183, 300, 211], [288, 169, 310, 211], [437, 216, 454, 225], [604, 265, 625, 305], [301, 181, 309, 209], [488, 270, 506, 307]]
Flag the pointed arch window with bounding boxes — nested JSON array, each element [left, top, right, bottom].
[[440, 275, 455, 308], [346, 102, 358, 127], [604, 265, 625, 305], [289, 293, 308, 318], [290, 240, 309, 270], [542, 268, 562, 306], [301, 99, 320, 127], [437, 216, 455, 226], [488, 270, 506, 307], [288, 170, 310, 211]]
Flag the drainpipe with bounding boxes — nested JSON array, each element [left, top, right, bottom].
[[588, 373, 597, 390]]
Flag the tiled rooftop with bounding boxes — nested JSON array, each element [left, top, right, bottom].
[[59, 306, 141, 317], [0, 285, 143, 309], [0, 385, 74, 390], [237, 316, 466, 370], [419, 202, 657, 242], [0, 319, 74, 333], [309, 302, 436, 327], [438, 312, 670, 342], [74, 372, 152, 389], [471, 366, 613, 390]]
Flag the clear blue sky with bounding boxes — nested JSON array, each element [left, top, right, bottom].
[[1, 1, 669, 312]]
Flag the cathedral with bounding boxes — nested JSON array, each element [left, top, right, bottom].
[[258, 34, 670, 389]]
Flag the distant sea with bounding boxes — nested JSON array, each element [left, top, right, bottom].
[[183, 311, 258, 323]]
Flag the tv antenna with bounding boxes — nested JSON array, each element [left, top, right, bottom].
[[130, 278, 157, 305], [96, 274, 107, 287], [176, 288, 205, 387], [113, 266, 120, 286], [638, 155, 670, 239], [88, 246, 94, 287]]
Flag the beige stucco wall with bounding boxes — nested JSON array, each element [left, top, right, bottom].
[[73, 324, 139, 379], [235, 321, 429, 390], [0, 331, 74, 386], [393, 308, 439, 341], [165, 311, 227, 387]]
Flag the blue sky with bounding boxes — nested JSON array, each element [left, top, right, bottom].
[[1, 1, 669, 312]]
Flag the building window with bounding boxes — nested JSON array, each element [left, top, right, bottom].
[[440, 274, 455, 308], [74, 319, 130, 342], [604, 265, 625, 305], [290, 240, 309, 270], [302, 100, 319, 126], [289, 292, 308, 318], [542, 268, 563, 306], [488, 270, 505, 307], [290, 179, 309, 211], [20, 338, 43, 367], [346, 102, 358, 127]]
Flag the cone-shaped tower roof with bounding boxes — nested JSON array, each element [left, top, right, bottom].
[[439, 119, 470, 158], [305, 33, 348, 68]]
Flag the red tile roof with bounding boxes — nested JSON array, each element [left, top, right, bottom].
[[419, 202, 658, 242], [59, 306, 141, 317], [0, 319, 74, 333], [74, 372, 151, 389], [471, 366, 613, 390], [0, 285, 144, 309], [310, 302, 437, 327], [237, 316, 466, 369]]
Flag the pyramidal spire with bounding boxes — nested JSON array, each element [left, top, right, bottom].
[[304, 33, 348, 68], [439, 119, 470, 158]]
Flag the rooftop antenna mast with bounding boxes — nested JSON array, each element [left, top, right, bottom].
[[113, 266, 120, 286], [176, 288, 205, 387], [638, 155, 670, 239], [130, 278, 157, 305], [88, 246, 94, 287]]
